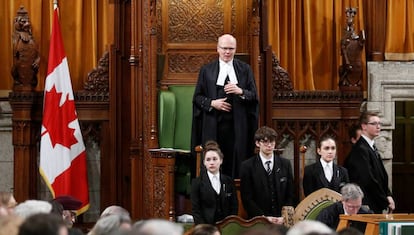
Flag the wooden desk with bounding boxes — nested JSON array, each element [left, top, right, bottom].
[[337, 214, 414, 235]]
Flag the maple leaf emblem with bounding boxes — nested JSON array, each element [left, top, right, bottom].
[[43, 86, 78, 148]]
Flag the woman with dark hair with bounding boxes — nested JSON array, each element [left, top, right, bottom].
[[303, 136, 349, 196], [191, 140, 238, 225]]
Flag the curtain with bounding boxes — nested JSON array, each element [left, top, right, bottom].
[[0, 0, 112, 91], [268, 0, 365, 90], [385, 0, 414, 61]]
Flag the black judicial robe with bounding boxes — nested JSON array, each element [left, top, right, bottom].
[[191, 58, 259, 177]]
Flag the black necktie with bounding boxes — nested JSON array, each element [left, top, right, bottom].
[[265, 161, 272, 175], [373, 144, 381, 159]]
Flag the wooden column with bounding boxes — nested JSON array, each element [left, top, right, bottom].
[[9, 92, 41, 202]]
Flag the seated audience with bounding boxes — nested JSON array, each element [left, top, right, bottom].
[[14, 200, 52, 219], [191, 140, 238, 225], [51, 195, 82, 228], [88, 214, 130, 235], [130, 219, 183, 235], [18, 213, 67, 235], [316, 183, 372, 230], [240, 126, 294, 224], [68, 228, 85, 235], [286, 220, 334, 235], [100, 205, 131, 230], [188, 224, 221, 235], [303, 136, 349, 196], [0, 191, 17, 216], [0, 215, 23, 235]]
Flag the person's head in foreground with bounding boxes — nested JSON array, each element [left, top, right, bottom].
[[130, 219, 183, 235], [190, 223, 220, 235], [18, 213, 67, 235], [14, 200, 52, 220], [286, 220, 334, 235]]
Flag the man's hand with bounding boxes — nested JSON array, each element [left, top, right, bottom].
[[265, 216, 284, 225], [211, 98, 232, 112], [387, 196, 395, 212], [224, 83, 243, 95]]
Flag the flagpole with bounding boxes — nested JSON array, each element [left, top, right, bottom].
[[53, 0, 59, 18]]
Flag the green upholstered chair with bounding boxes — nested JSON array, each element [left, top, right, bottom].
[[281, 188, 342, 228], [216, 215, 272, 235], [158, 85, 195, 151], [158, 85, 195, 196]]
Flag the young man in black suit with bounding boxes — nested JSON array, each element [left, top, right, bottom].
[[317, 183, 372, 230], [240, 126, 294, 224], [191, 34, 259, 179], [344, 111, 395, 214]]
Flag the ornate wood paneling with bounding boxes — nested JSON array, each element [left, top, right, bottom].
[[156, 0, 255, 86]]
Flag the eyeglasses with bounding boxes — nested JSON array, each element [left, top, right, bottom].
[[367, 122, 382, 126], [218, 46, 235, 52], [344, 203, 361, 210], [259, 139, 275, 145]]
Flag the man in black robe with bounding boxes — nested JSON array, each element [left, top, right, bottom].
[[191, 34, 259, 178]]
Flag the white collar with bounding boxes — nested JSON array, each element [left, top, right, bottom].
[[207, 171, 220, 181], [320, 159, 333, 168], [260, 153, 273, 166], [361, 134, 375, 149], [216, 59, 238, 86]]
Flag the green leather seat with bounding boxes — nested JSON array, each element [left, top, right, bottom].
[[158, 85, 195, 151], [158, 85, 195, 196]]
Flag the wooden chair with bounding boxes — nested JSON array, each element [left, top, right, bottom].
[[281, 188, 342, 227], [216, 215, 272, 235]]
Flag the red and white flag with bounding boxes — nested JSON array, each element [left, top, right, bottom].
[[40, 5, 89, 214]]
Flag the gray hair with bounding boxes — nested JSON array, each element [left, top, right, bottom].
[[89, 214, 124, 235], [287, 220, 334, 235], [131, 219, 183, 235], [100, 205, 131, 223], [341, 183, 364, 201], [13, 200, 52, 219]]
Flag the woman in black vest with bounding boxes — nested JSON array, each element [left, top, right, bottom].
[[191, 140, 238, 224], [303, 136, 349, 196]]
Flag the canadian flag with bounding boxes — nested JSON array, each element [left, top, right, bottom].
[[39, 5, 89, 213]]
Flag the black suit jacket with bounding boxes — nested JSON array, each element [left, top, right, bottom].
[[316, 201, 372, 230], [303, 160, 349, 196], [240, 154, 295, 218], [191, 59, 259, 177], [190, 170, 238, 224], [344, 137, 392, 213]]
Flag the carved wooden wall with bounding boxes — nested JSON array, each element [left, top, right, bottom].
[[9, 0, 375, 223], [156, 0, 257, 86], [133, 0, 262, 220]]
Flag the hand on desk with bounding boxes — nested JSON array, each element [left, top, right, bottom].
[[265, 216, 284, 224]]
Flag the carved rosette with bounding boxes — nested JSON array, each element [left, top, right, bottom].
[[167, 0, 224, 42]]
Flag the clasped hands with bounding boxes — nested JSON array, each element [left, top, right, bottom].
[[211, 83, 243, 112]]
